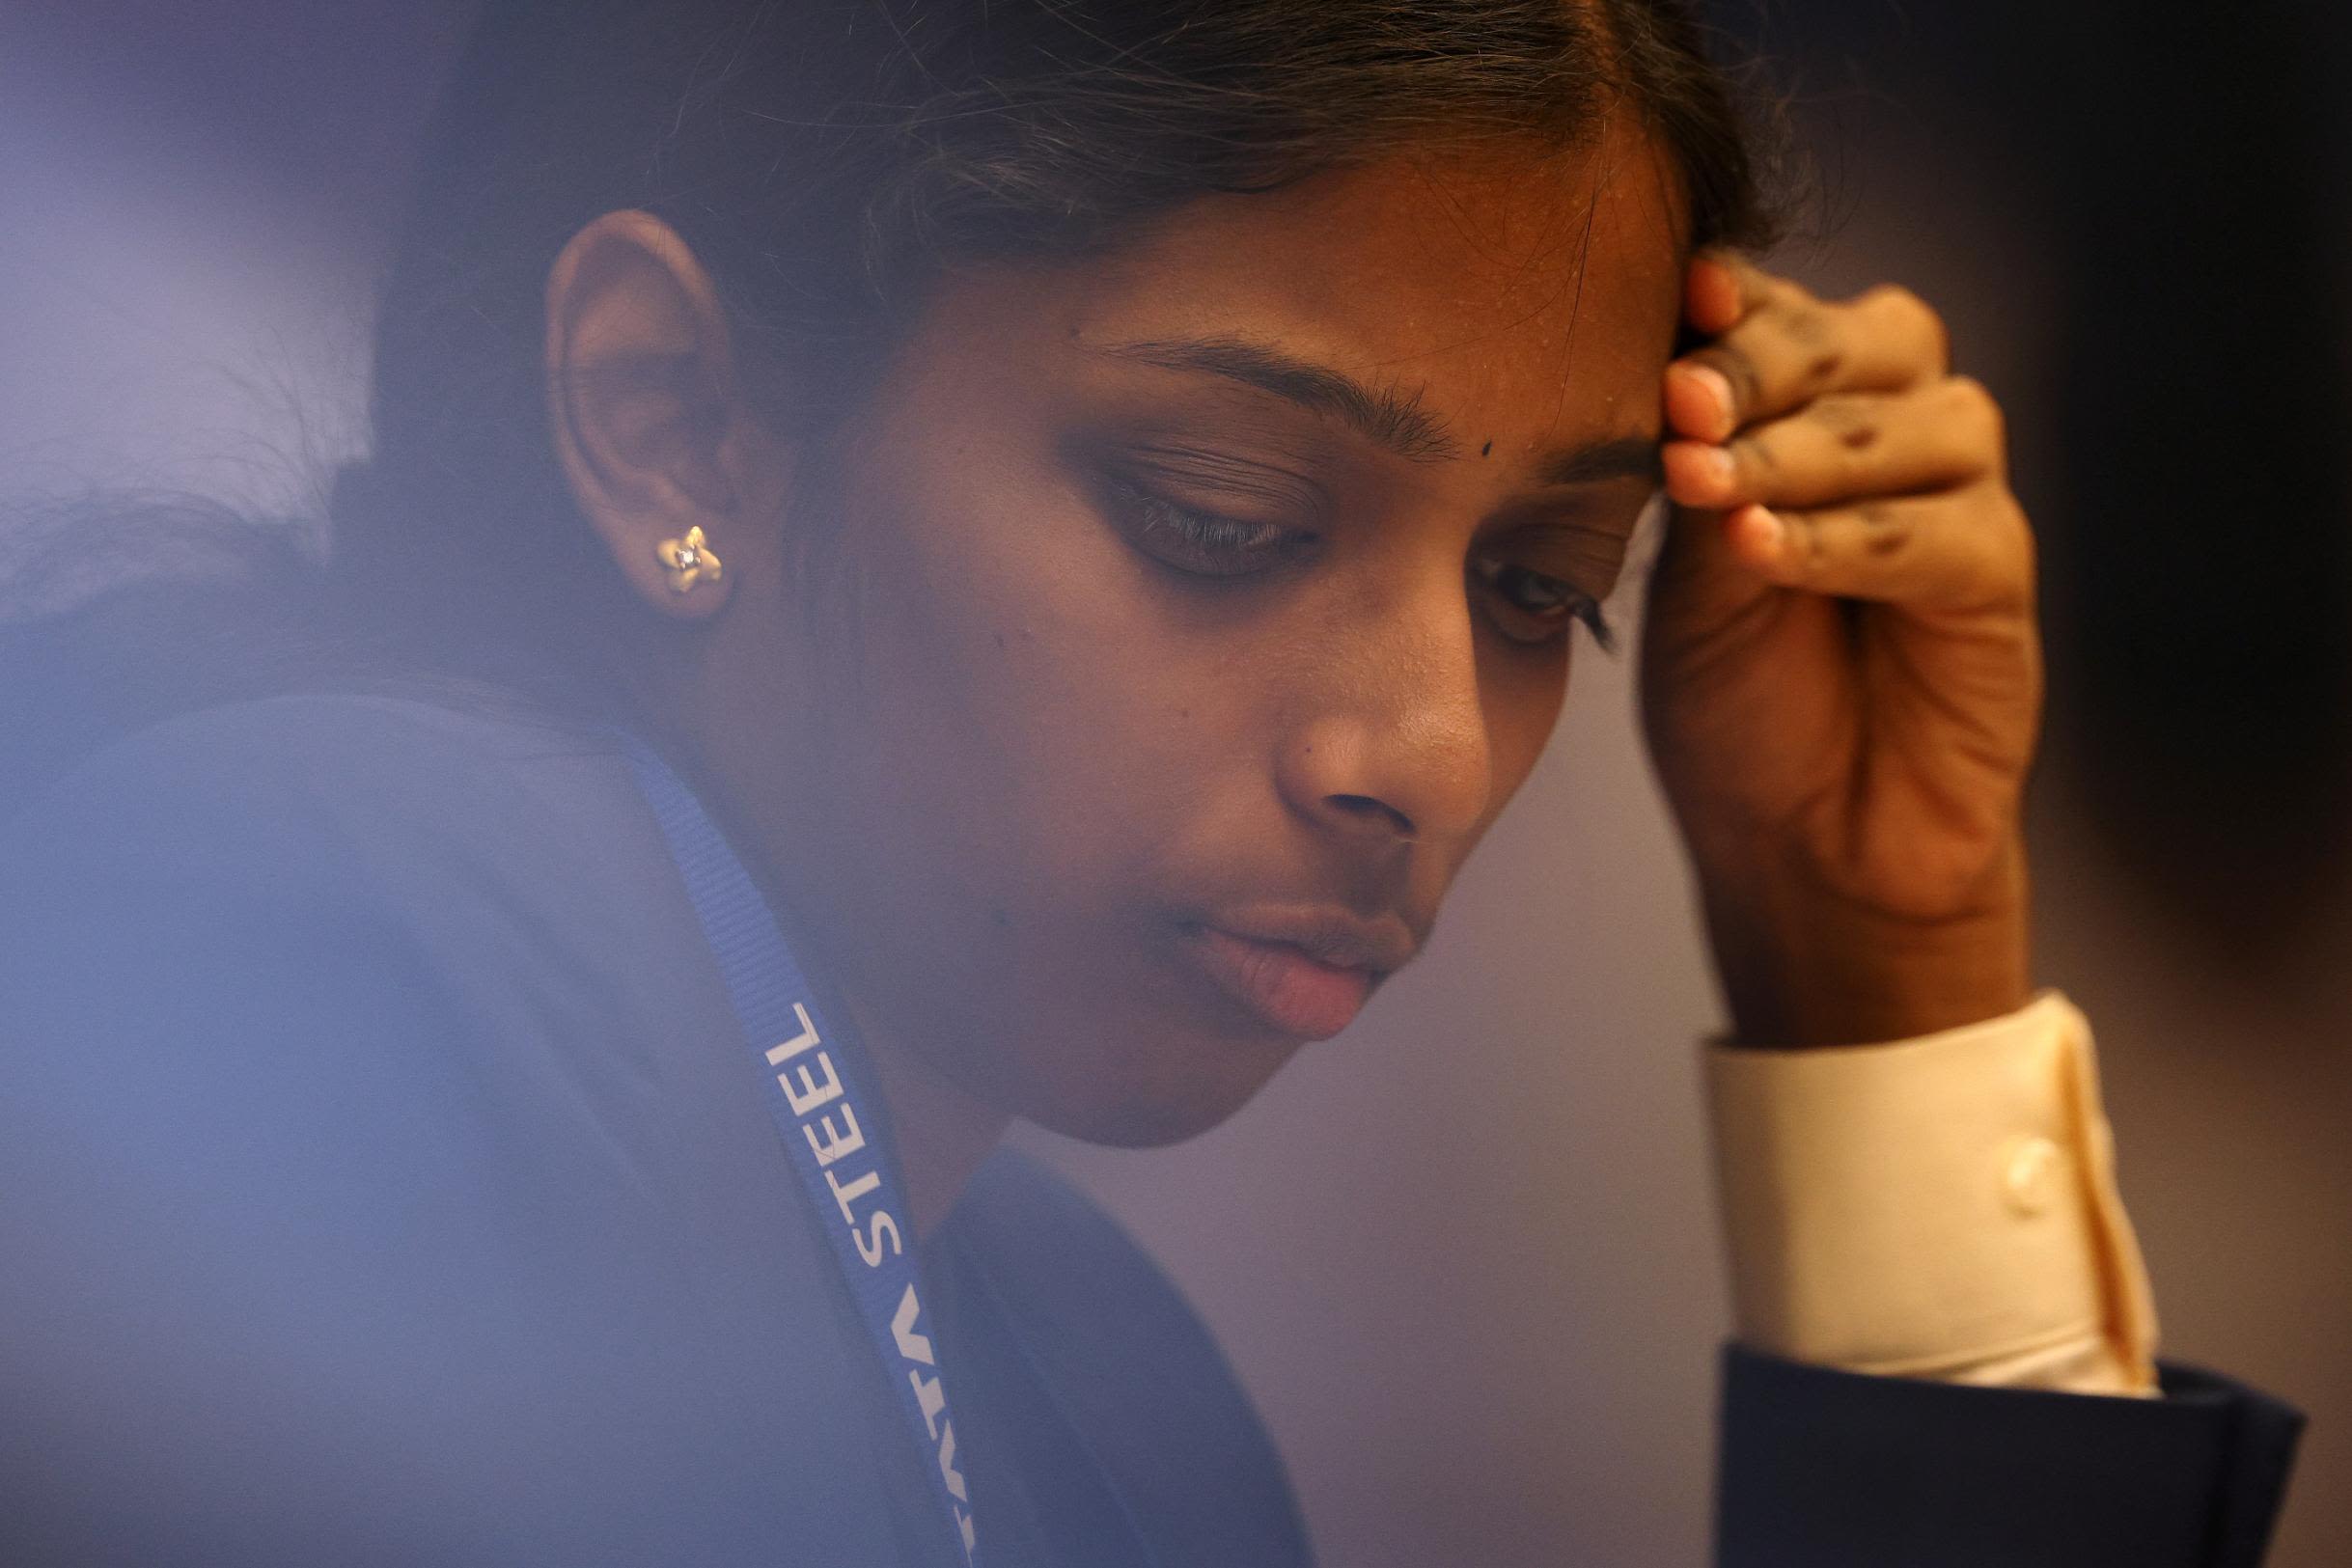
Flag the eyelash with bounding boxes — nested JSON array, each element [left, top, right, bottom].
[[1473, 558, 1618, 652], [1112, 481, 1302, 577], [1103, 476, 1616, 652]]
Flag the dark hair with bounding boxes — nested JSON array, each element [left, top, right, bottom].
[[2, 0, 1776, 810], [331, 0, 1777, 676]]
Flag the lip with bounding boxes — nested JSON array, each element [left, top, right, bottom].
[[1180, 909, 1418, 1041]]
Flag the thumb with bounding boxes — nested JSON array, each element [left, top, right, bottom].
[[1642, 502, 1779, 665]]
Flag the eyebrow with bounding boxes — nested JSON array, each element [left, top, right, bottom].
[[1528, 434, 1664, 488], [1100, 334, 1460, 460], [1093, 333, 1661, 487]]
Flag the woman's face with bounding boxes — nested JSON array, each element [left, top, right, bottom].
[[742, 123, 1687, 1146]]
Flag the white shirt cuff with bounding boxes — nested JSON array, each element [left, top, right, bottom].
[[1703, 990, 2159, 1396]]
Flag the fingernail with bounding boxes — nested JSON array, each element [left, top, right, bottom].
[[1695, 445, 1735, 488], [1737, 504, 1785, 558], [1680, 364, 1734, 430]]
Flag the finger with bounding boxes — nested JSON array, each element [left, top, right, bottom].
[[1682, 251, 1770, 337], [1666, 282, 1951, 443], [1671, 255, 1782, 426], [1643, 490, 1782, 669], [1661, 377, 2006, 511], [1722, 485, 2033, 612]]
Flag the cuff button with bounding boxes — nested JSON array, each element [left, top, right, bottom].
[[2001, 1135, 2063, 1217]]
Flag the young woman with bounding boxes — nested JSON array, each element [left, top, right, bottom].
[[0, 1, 2301, 1563]]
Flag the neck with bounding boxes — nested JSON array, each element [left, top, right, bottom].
[[647, 625, 1010, 1238], [854, 1008, 1013, 1239]]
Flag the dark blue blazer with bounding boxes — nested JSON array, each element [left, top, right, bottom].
[[0, 693, 2300, 1565]]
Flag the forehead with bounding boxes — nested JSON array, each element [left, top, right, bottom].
[[982, 118, 1691, 452]]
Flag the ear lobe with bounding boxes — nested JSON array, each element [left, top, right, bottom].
[[544, 209, 783, 619]]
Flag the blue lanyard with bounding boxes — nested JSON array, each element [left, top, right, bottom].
[[626, 743, 982, 1567]]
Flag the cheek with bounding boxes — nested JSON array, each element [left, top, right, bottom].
[[1479, 640, 1574, 823], [800, 429, 1257, 1011], [840, 471, 1218, 868]]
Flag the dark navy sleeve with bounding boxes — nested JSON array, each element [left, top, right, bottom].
[[1716, 1345, 2303, 1567]]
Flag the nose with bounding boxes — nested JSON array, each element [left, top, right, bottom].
[[1275, 575, 1496, 849]]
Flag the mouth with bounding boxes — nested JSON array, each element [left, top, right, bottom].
[[1179, 910, 1416, 1041]]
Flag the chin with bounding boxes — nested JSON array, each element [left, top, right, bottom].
[[1019, 1027, 1303, 1149]]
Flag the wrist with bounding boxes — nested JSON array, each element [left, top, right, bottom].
[[1696, 835, 2032, 1048]]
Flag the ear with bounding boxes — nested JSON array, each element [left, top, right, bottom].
[[543, 209, 789, 619]]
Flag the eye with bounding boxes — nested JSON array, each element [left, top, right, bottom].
[[1100, 474, 1312, 579], [1472, 556, 1616, 651]]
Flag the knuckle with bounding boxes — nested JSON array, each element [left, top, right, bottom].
[[1746, 318, 1840, 408], [1945, 374, 2006, 448], [1729, 430, 1779, 479], [1854, 500, 1902, 536], [1811, 395, 1881, 454], [1780, 508, 1827, 576], [1778, 300, 1834, 349], [1995, 486, 2036, 558], [1866, 282, 1950, 369], [1856, 281, 1913, 317], [1970, 535, 2029, 610], [1962, 487, 2036, 608], [1699, 346, 1761, 417], [1858, 503, 1912, 563], [1757, 267, 1812, 308]]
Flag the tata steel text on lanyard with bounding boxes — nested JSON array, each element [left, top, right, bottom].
[[629, 744, 980, 1567]]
